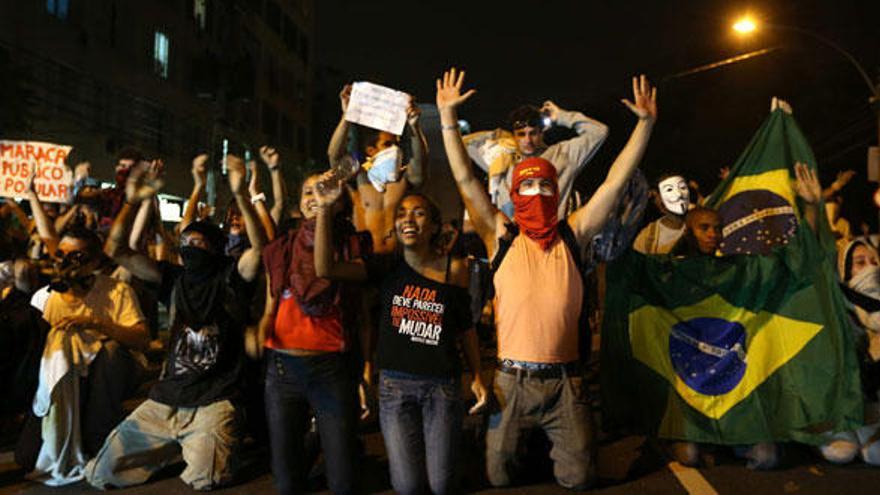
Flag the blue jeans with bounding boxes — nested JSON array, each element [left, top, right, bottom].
[[379, 370, 463, 495], [264, 350, 359, 495]]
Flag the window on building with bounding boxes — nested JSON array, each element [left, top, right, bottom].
[[153, 31, 171, 79], [46, 0, 70, 20], [193, 0, 208, 31]]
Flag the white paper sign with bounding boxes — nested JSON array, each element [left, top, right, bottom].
[[0, 140, 73, 203], [345, 81, 410, 136]]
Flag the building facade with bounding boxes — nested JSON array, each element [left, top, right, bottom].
[[0, 0, 315, 200]]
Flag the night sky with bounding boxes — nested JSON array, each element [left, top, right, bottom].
[[315, 0, 879, 225]]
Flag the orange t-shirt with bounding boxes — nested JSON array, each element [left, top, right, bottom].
[[266, 288, 347, 352], [494, 234, 583, 363]]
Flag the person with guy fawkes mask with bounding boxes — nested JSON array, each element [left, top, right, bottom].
[[437, 68, 657, 489], [86, 155, 265, 490], [633, 174, 690, 254]]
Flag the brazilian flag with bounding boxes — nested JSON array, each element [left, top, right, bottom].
[[601, 109, 862, 445], [705, 107, 822, 255]]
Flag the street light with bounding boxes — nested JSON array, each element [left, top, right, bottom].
[[732, 15, 880, 167], [732, 17, 756, 34]]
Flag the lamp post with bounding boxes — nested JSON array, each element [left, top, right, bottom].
[[732, 16, 880, 148]]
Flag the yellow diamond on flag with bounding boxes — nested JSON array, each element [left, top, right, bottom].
[[629, 294, 823, 420]]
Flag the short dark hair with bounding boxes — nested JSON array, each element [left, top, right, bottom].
[[654, 171, 685, 189], [507, 105, 542, 131], [181, 221, 226, 254], [60, 226, 104, 260], [115, 147, 144, 164]]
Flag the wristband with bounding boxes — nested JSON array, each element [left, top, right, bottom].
[[250, 192, 266, 204], [441, 124, 459, 131]]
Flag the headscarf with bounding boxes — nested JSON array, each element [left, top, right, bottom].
[[510, 157, 559, 250]]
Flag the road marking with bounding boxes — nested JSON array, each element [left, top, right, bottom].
[[667, 461, 719, 495]]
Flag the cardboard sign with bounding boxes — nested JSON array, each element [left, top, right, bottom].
[[345, 81, 410, 136], [0, 140, 73, 203]]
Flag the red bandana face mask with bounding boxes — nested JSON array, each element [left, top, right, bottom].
[[510, 157, 559, 250]]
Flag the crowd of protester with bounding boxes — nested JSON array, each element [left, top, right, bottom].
[[0, 67, 878, 494]]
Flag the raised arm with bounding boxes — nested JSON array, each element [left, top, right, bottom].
[[24, 167, 59, 254], [328, 84, 353, 167], [259, 145, 287, 225], [822, 169, 855, 200], [313, 174, 368, 281], [794, 162, 822, 235], [568, 75, 657, 245], [437, 68, 504, 255], [227, 155, 266, 282], [248, 157, 277, 241], [542, 100, 609, 216], [128, 160, 164, 251], [404, 97, 428, 187], [181, 154, 208, 232], [105, 162, 164, 283]]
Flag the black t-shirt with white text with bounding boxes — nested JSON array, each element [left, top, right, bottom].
[[366, 255, 471, 378]]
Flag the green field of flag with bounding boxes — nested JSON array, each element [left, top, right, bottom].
[[601, 108, 862, 445]]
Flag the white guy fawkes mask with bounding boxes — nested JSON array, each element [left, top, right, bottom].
[[658, 175, 690, 216]]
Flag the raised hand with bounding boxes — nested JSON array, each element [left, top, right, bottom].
[[339, 84, 352, 113], [435, 67, 476, 111], [832, 169, 856, 190], [192, 154, 208, 187], [74, 162, 91, 182], [227, 155, 247, 195], [540, 100, 561, 123], [794, 162, 821, 204], [146, 159, 164, 183], [313, 170, 343, 208], [248, 159, 262, 198], [621, 75, 657, 122], [406, 96, 422, 128], [24, 166, 38, 195], [126, 161, 163, 204], [718, 166, 730, 181], [259, 145, 280, 170]]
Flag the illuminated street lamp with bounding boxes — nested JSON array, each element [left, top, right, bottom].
[[732, 17, 756, 34], [732, 15, 880, 174]]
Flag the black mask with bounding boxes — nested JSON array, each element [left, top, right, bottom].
[[49, 251, 95, 293], [180, 246, 220, 276]]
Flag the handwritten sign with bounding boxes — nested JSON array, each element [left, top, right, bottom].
[[0, 140, 73, 203], [345, 81, 410, 136]]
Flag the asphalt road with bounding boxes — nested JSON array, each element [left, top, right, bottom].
[[3, 420, 880, 495]]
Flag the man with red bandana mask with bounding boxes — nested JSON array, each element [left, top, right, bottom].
[[437, 68, 657, 489]]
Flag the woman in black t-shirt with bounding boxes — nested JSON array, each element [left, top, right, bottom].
[[315, 180, 487, 495]]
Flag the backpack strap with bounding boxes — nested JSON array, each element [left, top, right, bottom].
[[488, 223, 519, 275], [557, 221, 593, 363], [557, 221, 584, 272]]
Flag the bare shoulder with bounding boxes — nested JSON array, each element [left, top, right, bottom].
[[448, 256, 470, 289]]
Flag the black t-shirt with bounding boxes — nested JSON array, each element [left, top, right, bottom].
[[366, 255, 471, 378], [149, 261, 253, 408]]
